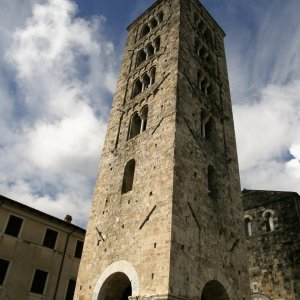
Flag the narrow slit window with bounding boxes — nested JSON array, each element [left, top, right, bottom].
[[121, 159, 136, 194], [42, 228, 58, 249], [30, 269, 48, 295], [5, 215, 23, 237]]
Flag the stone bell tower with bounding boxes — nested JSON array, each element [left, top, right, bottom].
[[75, 0, 250, 299]]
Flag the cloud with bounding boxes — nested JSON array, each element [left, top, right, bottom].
[[0, 0, 117, 227], [224, 1, 300, 195]]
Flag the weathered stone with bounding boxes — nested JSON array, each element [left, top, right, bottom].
[[243, 189, 300, 300], [75, 0, 250, 299]]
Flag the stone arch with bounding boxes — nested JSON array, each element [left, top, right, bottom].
[[201, 280, 229, 300], [92, 260, 140, 300]]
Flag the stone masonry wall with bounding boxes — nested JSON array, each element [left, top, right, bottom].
[[243, 190, 300, 300], [169, 0, 250, 299]]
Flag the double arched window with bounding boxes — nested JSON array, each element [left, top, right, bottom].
[[132, 67, 156, 98], [197, 71, 213, 96], [195, 17, 214, 46], [195, 39, 213, 65], [140, 11, 164, 39], [136, 37, 161, 67], [128, 106, 149, 140]]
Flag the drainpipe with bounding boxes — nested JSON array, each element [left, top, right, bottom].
[[53, 228, 76, 300]]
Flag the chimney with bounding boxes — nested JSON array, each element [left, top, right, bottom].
[[64, 215, 72, 223]]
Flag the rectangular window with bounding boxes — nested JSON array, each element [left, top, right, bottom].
[[65, 279, 76, 300], [42, 228, 58, 249], [74, 240, 84, 259], [5, 215, 23, 237], [30, 269, 48, 294], [0, 259, 10, 285]]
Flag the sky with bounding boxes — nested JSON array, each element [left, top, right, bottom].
[[0, 0, 300, 228]]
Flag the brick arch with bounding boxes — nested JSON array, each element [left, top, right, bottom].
[[92, 260, 140, 300]]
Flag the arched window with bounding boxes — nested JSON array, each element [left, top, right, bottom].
[[206, 54, 212, 64], [206, 84, 213, 96], [142, 73, 151, 91], [158, 11, 164, 23], [146, 44, 155, 57], [140, 24, 150, 38], [201, 78, 209, 94], [150, 67, 156, 85], [204, 28, 213, 44], [128, 113, 142, 140], [265, 212, 274, 232], [203, 117, 214, 140], [150, 18, 158, 29], [121, 159, 136, 194], [244, 218, 253, 237], [136, 49, 147, 66], [197, 70, 203, 90], [132, 79, 143, 98], [199, 46, 207, 58], [207, 165, 217, 199], [140, 106, 148, 132], [198, 20, 205, 33], [154, 36, 161, 52]]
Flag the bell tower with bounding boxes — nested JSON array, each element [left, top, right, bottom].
[[75, 0, 250, 299]]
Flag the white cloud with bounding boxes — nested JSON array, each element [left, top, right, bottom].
[[0, 0, 117, 227]]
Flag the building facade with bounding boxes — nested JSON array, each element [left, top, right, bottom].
[[243, 189, 300, 300], [75, 0, 249, 299], [0, 194, 85, 300]]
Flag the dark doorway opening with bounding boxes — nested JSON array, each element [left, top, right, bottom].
[[201, 280, 229, 300], [98, 272, 132, 300]]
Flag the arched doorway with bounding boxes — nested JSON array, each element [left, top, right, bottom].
[[98, 272, 132, 300], [201, 280, 229, 300], [92, 260, 139, 300]]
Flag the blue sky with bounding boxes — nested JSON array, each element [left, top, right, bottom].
[[1, 0, 300, 227]]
